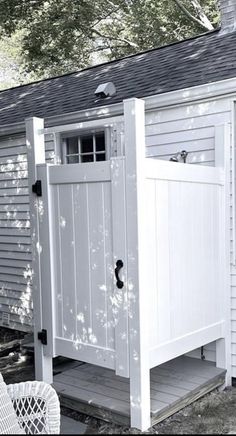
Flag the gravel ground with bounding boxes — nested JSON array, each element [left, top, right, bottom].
[[1, 328, 236, 434]]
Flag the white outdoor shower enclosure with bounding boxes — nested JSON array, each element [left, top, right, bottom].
[[27, 97, 230, 431]]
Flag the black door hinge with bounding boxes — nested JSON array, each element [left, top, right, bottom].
[[32, 180, 42, 196], [38, 329, 47, 345]]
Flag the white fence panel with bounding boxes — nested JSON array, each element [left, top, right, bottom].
[[145, 159, 226, 368]]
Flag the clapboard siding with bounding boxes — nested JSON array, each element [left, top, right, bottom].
[[145, 98, 232, 365], [145, 99, 231, 167], [0, 132, 54, 331]]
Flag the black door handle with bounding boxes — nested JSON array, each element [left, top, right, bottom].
[[115, 260, 124, 289]]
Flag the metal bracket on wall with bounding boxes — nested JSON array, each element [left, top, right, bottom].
[[38, 329, 47, 345], [32, 180, 42, 196]]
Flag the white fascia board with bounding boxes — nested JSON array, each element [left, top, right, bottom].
[[145, 77, 236, 110], [2, 76, 236, 137]]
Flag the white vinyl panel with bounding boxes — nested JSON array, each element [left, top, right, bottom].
[[169, 182, 194, 336], [144, 179, 159, 349], [73, 183, 92, 345], [192, 184, 211, 327], [196, 161, 214, 167], [110, 158, 129, 376], [102, 181, 115, 351], [87, 182, 107, 348], [58, 184, 76, 341], [167, 182, 221, 339], [51, 185, 63, 338], [156, 180, 172, 344], [167, 181, 185, 338], [49, 162, 110, 184]]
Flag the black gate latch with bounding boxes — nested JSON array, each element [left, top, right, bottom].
[[38, 329, 47, 345], [32, 180, 42, 196]]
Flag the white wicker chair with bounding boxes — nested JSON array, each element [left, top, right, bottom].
[[6, 380, 60, 434]]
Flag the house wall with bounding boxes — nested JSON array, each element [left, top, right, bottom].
[[0, 132, 55, 331], [0, 93, 235, 376]]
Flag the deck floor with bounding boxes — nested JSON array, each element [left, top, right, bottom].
[[53, 356, 226, 428]]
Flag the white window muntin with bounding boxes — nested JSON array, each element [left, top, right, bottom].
[[61, 127, 111, 164]]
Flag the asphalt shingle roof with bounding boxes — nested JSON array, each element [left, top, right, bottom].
[[0, 28, 236, 126]]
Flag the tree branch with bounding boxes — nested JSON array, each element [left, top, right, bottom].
[[173, 0, 213, 31], [191, 0, 214, 30], [91, 6, 121, 29], [92, 27, 138, 48]]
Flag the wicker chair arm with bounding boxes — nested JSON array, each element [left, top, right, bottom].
[[7, 381, 60, 434]]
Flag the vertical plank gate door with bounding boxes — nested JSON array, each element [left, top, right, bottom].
[[36, 158, 129, 378]]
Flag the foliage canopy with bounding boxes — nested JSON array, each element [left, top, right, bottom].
[[0, 0, 219, 86]]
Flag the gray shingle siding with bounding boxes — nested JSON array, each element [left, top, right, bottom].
[[1, 28, 236, 126]]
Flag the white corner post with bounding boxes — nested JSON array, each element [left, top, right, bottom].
[[26, 117, 53, 384], [124, 98, 151, 430], [215, 123, 232, 386]]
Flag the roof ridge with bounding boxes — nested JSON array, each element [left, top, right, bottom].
[[0, 28, 220, 94]]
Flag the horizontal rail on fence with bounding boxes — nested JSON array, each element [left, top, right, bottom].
[[40, 116, 124, 135], [145, 158, 224, 185], [47, 161, 111, 184]]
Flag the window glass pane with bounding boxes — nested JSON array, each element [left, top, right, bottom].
[[66, 137, 78, 155], [81, 135, 93, 154], [67, 155, 79, 164], [64, 131, 106, 164], [96, 153, 106, 162], [95, 132, 105, 152], [81, 154, 94, 163]]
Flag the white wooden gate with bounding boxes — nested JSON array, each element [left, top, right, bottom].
[[36, 158, 129, 378]]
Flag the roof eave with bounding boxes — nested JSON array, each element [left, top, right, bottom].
[[1, 75, 236, 137]]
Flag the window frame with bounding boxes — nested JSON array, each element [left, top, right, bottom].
[[61, 127, 111, 164]]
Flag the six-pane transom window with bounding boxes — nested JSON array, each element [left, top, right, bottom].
[[65, 131, 106, 164]]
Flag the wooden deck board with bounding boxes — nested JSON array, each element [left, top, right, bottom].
[[54, 356, 226, 428]]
